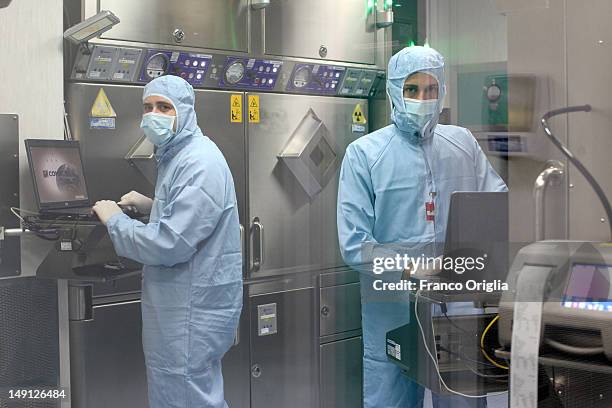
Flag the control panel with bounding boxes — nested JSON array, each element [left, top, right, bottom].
[[286, 64, 346, 95], [218, 57, 282, 90], [138, 49, 211, 86], [82, 46, 142, 82], [257, 303, 278, 336], [70, 45, 385, 98], [339, 68, 379, 97]]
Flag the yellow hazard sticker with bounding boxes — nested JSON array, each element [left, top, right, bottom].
[[248, 95, 260, 123], [90, 88, 117, 118], [230, 94, 242, 123], [352, 104, 366, 124]]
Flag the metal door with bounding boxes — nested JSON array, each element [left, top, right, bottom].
[[67, 83, 156, 202], [320, 336, 363, 408], [264, 0, 377, 64], [247, 93, 368, 277], [96, 0, 249, 52], [194, 90, 248, 228], [70, 300, 147, 408], [250, 287, 317, 408], [0, 114, 20, 278]]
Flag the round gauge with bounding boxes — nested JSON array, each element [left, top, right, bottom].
[[225, 61, 245, 84], [486, 84, 502, 102], [145, 53, 169, 79], [293, 66, 312, 88]]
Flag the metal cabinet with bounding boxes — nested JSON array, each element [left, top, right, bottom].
[[221, 290, 251, 408], [264, 0, 377, 64], [320, 336, 363, 408], [247, 93, 367, 277], [318, 275, 363, 408], [70, 300, 148, 408], [96, 0, 249, 52], [67, 85, 248, 263], [319, 283, 361, 337], [250, 287, 317, 408]]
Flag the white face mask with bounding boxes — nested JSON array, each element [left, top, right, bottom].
[[403, 98, 438, 130], [140, 112, 176, 146]]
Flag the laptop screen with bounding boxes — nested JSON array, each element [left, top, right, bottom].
[[25, 139, 90, 210]]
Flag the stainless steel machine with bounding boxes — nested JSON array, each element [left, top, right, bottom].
[[59, 0, 392, 407]]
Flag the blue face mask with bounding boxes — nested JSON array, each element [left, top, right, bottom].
[[403, 98, 438, 131], [140, 112, 176, 146]]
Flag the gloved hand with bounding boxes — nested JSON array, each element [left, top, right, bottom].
[[118, 190, 153, 214], [92, 200, 123, 225]]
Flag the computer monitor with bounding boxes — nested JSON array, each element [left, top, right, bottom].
[[25, 139, 90, 210], [442, 191, 509, 283]]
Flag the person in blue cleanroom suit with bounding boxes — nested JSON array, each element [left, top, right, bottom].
[[92, 75, 243, 408], [337, 46, 507, 408]]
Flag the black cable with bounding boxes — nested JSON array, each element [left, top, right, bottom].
[[437, 345, 508, 380], [541, 105, 612, 240], [441, 310, 495, 355]]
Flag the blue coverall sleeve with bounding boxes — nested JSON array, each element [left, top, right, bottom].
[[106, 164, 226, 267], [471, 132, 508, 192], [337, 145, 376, 266]]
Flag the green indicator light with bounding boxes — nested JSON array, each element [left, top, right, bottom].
[[409, 40, 416, 47]]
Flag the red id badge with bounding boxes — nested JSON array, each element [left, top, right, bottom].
[[425, 200, 435, 222]]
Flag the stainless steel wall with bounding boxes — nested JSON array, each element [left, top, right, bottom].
[[504, 0, 570, 242], [81, 0, 391, 70], [0, 2, 69, 407], [0, 0, 64, 279], [566, 0, 612, 241]]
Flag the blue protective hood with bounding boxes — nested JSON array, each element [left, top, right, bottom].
[[386, 46, 446, 140], [142, 75, 202, 161]]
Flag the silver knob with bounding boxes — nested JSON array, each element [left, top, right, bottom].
[[173, 28, 185, 43], [251, 364, 262, 378], [319, 45, 328, 58], [321, 306, 330, 317]]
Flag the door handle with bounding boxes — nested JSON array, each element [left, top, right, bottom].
[[233, 323, 240, 347], [68, 283, 93, 321], [533, 160, 564, 241], [251, 217, 264, 272], [239, 224, 245, 257]]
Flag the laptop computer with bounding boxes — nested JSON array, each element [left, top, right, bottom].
[[25, 139, 98, 221], [441, 191, 509, 284]]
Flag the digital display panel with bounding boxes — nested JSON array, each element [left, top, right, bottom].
[[562, 263, 612, 312]]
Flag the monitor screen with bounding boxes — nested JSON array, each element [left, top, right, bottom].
[[562, 263, 612, 312], [28, 144, 89, 206]]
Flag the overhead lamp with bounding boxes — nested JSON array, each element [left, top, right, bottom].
[[63, 10, 120, 45]]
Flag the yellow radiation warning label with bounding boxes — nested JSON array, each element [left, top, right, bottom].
[[248, 95, 260, 123], [352, 104, 366, 124], [90, 88, 117, 118], [230, 94, 242, 123]]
